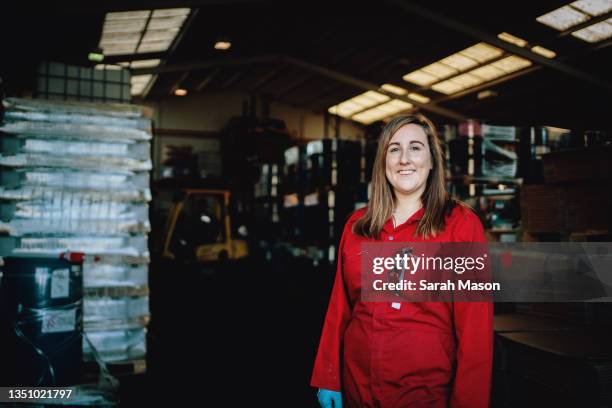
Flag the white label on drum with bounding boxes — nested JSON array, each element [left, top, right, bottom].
[[41, 308, 76, 333], [51, 268, 70, 299]]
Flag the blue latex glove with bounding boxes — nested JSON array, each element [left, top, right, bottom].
[[317, 388, 342, 408]]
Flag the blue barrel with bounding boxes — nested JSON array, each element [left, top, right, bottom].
[[0, 253, 84, 386]]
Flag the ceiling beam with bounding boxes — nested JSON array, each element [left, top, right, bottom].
[[280, 55, 468, 120], [133, 54, 468, 120], [247, 67, 285, 92], [384, 0, 612, 92], [196, 68, 221, 92]]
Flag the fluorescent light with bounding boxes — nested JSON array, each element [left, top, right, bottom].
[[570, 0, 612, 16], [148, 15, 188, 30], [531, 45, 557, 58], [101, 32, 142, 43], [102, 44, 138, 56], [351, 99, 415, 124], [439, 53, 479, 71], [103, 19, 148, 34], [328, 106, 351, 117], [407, 93, 430, 104], [536, 5, 590, 31], [381, 83, 407, 95], [174, 88, 188, 96], [99, 8, 190, 56], [329, 100, 364, 117], [571, 19, 612, 42], [460, 43, 503, 63], [152, 8, 191, 17], [129, 59, 161, 68], [94, 64, 122, 70], [137, 40, 174, 53], [214, 41, 232, 50], [361, 91, 390, 103], [350, 91, 389, 109], [431, 80, 465, 95], [450, 73, 484, 88], [328, 105, 354, 117], [351, 111, 382, 125], [131, 74, 153, 96], [106, 10, 151, 21], [469, 64, 506, 81], [421, 62, 458, 79], [386, 99, 413, 110], [491, 56, 532, 73], [337, 101, 364, 112], [477, 90, 498, 100], [497, 32, 528, 47], [402, 70, 438, 86], [142, 29, 179, 42]]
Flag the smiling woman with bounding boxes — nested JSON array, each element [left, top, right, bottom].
[[312, 113, 493, 408]]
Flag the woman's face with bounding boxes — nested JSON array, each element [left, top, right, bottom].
[[385, 124, 433, 200]]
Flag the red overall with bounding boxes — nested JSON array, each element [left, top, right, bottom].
[[311, 205, 493, 407]]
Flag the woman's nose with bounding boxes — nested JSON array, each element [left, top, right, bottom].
[[400, 148, 411, 164]]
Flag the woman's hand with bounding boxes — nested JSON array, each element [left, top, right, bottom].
[[317, 388, 342, 408]]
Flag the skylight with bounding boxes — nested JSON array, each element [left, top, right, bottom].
[[99, 8, 191, 96], [571, 19, 612, 42], [536, 5, 590, 30], [530, 45, 557, 58], [497, 32, 528, 47], [571, 0, 612, 17], [536, 1, 612, 42]]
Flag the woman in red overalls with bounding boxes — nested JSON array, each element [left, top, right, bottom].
[[312, 114, 493, 408]]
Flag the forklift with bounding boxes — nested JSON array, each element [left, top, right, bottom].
[[162, 189, 248, 266]]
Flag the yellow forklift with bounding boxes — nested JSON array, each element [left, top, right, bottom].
[[162, 189, 248, 264]]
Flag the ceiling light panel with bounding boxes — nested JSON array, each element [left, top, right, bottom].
[[102, 44, 138, 56], [497, 32, 528, 47], [431, 80, 465, 95], [130, 74, 153, 96], [142, 29, 179, 42], [402, 70, 438, 86], [469, 64, 506, 81], [106, 10, 151, 21], [536, 5, 590, 31], [103, 19, 148, 34], [152, 8, 191, 17], [363, 91, 391, 103], [450, 72, 484, 88], [407, 93, 430, 104], [387, 99, 413, 110], [351, 109, 389, 125], [101, 32, 142, 43], [460, 43, 504, 63], [100, 8, 191, 56], [128, 59, 162, 68], [328, 106, 352, 117], [439, 53, 479, 71], [570, 0, 612, 17], [531, 45, 557, 58], [491, 55, 532, 73], [571, 19, 612, 42], [381, 84, 407, 95], [421, 62, 458, 79], [147, 15, 189, 30]]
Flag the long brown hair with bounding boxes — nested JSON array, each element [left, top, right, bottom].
[[353, 113, 457, 239]]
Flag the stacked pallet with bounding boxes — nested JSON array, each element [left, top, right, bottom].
[[0, 97, 152, 364]]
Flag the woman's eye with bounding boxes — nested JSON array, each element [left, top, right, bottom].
[[410, 145, 421, 152], [389, 147, 399, 153]]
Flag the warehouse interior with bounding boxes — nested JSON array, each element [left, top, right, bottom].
[[0, 0, 611, 406]]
